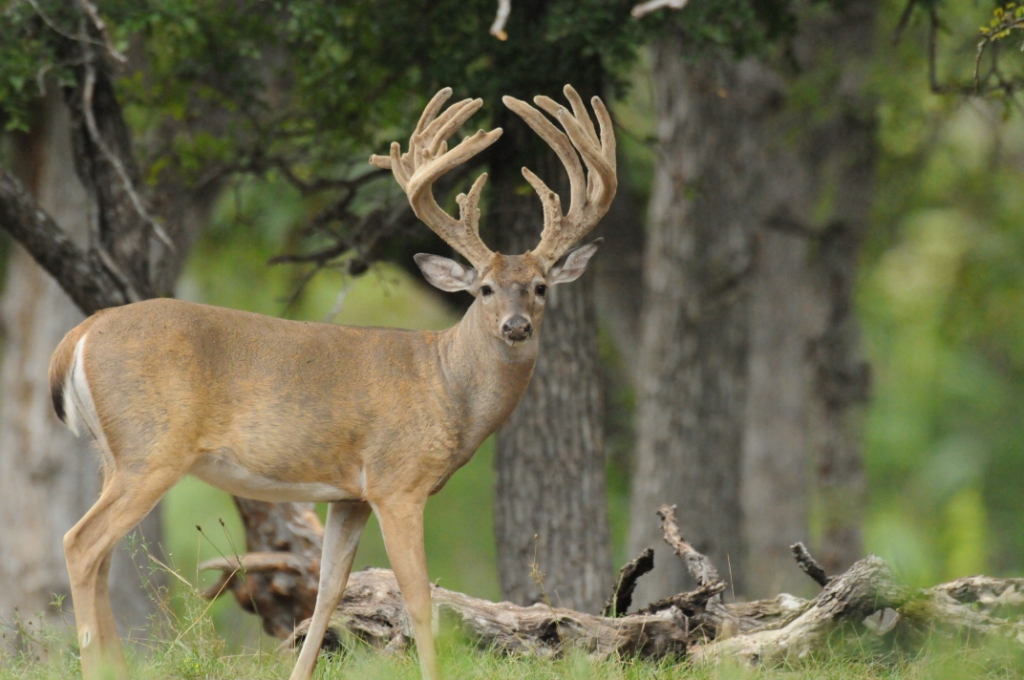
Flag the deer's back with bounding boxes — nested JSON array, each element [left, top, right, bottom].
[[63, 298, 460, 501]]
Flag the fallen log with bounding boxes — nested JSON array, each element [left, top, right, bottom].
[[287, 568, 693, 659], [204, 503, 1024, 665], [281, 557, 1024, 664]]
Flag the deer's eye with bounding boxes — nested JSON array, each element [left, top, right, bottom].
[[480, 285, 493, 296], [535, 284, 548, 297]]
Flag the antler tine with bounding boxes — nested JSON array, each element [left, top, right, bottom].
[[504, 85, 617, 267], [561, 86, 599, 148], [413, 87, 454, 138], [370, 90, 502, 270], [502, 95, 587, 224]]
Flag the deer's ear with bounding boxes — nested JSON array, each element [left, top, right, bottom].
[[549, 238, 603, 285], [414, 254, 477, 292]]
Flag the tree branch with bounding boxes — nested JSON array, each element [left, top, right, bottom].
[[0, 167, 130, 314], [631, 0, 690, 19], [602, 548, 654, 617], [656, 504, 722, 588], [81, 59, 173, 250], [790, 542, 832, 587], [73, 0, 128, 63]]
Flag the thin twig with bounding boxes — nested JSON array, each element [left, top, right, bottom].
[[631, 0, 689, 19], [24, 0, 113, 55], [35, 58, 86, 96], [636, 580, 726, 616], [272, 159, 387, 196], [891, 0, 917, 46], [94, 245, 142, 302], [73, 0, 127, 63], [490, 0, 511, 40], [928, 7, 940, 93], [82, 59, 175, 250], [324, 278, 353, 323]]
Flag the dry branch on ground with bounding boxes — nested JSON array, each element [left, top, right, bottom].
[[205, 503, 1024, 665]]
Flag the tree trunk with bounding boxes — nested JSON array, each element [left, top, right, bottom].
[[628, 46, 765, 605], [741, 0, 877, 590], [629, 0, 877, 602], [0, 90, 159, 641], [593, 187, 646, 383], [740, 229, 819, 597], [489, 116, 612, 614]]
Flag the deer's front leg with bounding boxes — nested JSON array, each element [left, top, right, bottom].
[[288, 500, 371, 680], [373, 498, 439, 680]]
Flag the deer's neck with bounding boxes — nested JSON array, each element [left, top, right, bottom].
[[437, 302, 538, 450]]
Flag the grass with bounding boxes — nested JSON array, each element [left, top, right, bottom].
[[4, 628, 1024, 680], [4, 566, 1024, 680]]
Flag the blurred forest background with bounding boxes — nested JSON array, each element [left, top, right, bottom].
[[1, 0, 1024, 653]]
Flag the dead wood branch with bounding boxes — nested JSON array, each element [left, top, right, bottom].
[[285, 506, 1024, 661], [603, 549, 654, 617], [931, 575, 1024, 610], [271, 558, 1024, 664], [693, 555, 906, 663], [210, 508, 1024, 664], [656, 504, 722, 588], [287, 568, 691, 660], [195, 500, 325, 639], [200, 505, 1024, 665], [791, 542, 832, 587], [637, 581, 727, 617]]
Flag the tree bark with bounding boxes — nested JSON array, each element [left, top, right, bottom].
[[630, 0, 877, 601], [0, 89, 160, 641], [741, 0, 877, 590], [741, 229, 819, 597], [593, 186, 646, 384], [628, 45, 764, 605], [488, 114, 612, 614]]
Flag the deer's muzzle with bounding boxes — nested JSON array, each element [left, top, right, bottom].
[[501, 315, 533, 342]]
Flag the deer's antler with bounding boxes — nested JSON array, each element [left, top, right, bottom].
[[503, 85, 617, 268], [370, 88, 502, 271]]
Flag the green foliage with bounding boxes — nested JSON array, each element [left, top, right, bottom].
[[0, 0, 799, 183], [975, 3, 1024, 99], [0, 1, 75, 131], [979, 3, 1024, 43], [89, 0, 649, 185], [862, 0, 1024, 584]]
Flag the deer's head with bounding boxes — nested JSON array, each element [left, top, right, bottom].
[[371, 86, 616, 347]]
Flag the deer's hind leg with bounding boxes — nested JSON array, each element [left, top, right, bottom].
[[64, 462, 183, 680]]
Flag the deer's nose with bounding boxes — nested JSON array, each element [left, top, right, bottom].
[[502, 315, 533, 341]]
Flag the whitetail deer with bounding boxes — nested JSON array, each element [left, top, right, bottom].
[[50, 84, 616, 680]]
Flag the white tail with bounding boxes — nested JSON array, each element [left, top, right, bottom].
[[52, 85, 616, 680]]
